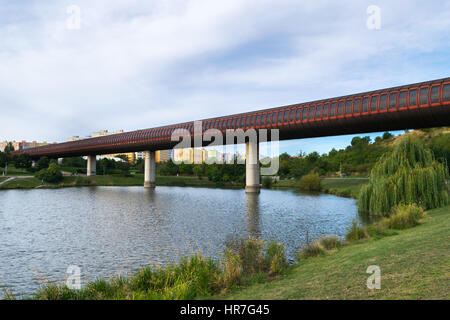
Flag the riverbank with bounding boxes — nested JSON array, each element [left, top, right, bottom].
[[220, 205, 450, 300], [0, 174, 367, 196]]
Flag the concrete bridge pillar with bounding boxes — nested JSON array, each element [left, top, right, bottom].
[[87, 155, 96, 176], [57, 158, 63, 166], [245, 140, 261, 194], [144, 151, 156, 188]]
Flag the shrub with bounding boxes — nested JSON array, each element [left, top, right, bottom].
[[35, 163, 63, 183], [36, 253, 221, 300], [221, 237, 287, 286], [345, 221, 368, 242], [37, 156, 50, 170], [319, 236, 341, 250], [265, 241, 288, 275], [221, 250, 243, 288], [225, 237, 266, 274], [297, 242, 325, 259], [383, 204, 425, 229], [299, 172, 321, 191], [34, 238, 288, 300]]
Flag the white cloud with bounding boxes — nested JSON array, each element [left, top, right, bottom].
[[0, 0, 449, 144]]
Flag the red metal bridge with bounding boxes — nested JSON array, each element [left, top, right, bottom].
[[13, 77, 450, 160], [11, 77, 450, 192]]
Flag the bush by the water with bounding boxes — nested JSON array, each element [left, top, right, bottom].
[[345, 221, 368, 242], [296, 235, 342, 260], [35, 163, 63, 183], [319, 236, 341, 250], [299, 172, 321, 191], [382, 204, 425, 229], [35, 253, 220, 300], [33, 237, 288, 300], [297, 242, 325, 259], [358, 137, 448, 216], [224, 237, 287, 278]]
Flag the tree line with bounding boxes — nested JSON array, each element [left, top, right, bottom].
[[2, 129, 449, 182]]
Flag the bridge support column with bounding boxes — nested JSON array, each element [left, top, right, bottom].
[[57, 158, 63, 166], [245, 140, 261, 194], [87, 155, 96, 176], [144, 151, 156, 188]]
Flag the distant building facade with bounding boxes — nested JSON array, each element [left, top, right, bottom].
[[156, 150, 172, 163], [1, 140, 51, 152]]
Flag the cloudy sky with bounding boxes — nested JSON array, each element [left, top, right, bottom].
[[0, 0, 449, 155]]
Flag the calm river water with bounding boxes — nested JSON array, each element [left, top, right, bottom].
[[0, 186, 359, 297]]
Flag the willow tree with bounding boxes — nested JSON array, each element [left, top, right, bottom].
[[358, 137, 449, 216]]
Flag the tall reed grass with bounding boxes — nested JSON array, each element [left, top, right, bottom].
[[33, 237, 288, 300]]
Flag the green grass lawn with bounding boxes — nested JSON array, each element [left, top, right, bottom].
[[0, 177, 42, 189], [272, 179, 301, 188], [0, 174, 242, 189], [219, 205, 450, 300], [274, 177, 368, 198], [1, 165, 32, 176], [321, 178, 369, 198]]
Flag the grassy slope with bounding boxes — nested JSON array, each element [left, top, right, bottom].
[[221, 205, 450, 300], [0, 177, 42, 189], [1, 166, 32, 176]]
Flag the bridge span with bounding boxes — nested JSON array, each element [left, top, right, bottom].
[[12, 77, 450, 193]]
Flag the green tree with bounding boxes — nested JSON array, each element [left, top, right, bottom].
[[359, 137, 449, 216], [134, 158, 144, 173], [158, 159, 178, 176], [13, 154, 32, 169], [179, 162, 193, 175], [37, 156, 50, 170], [0, 151, 9, 168], [429, 133, 450, 174], [62, 157, 86, 168], [299, 171, 321, 191], [382, 132, 393, 140], [4, 142, 14, 154], [35, 163, 63, 183], [193, 165, 204, 179]]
